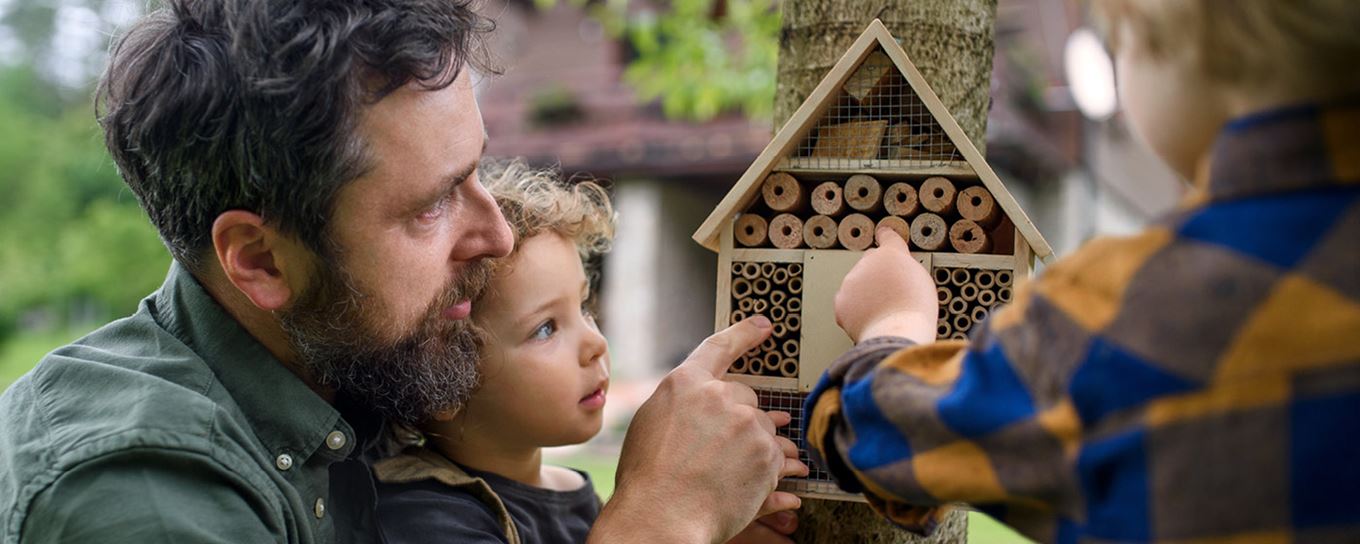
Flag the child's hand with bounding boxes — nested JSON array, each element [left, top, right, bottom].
[[835, 226, 938, 344]]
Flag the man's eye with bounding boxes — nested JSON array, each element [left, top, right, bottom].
[[531, 319, 557, 341], [417, 198, 451, 224]]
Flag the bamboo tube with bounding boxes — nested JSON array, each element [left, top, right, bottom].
[[761, 173, 806, 212], [731, 356, 749, 374], [845, 174, 883, 213], [730, 310, 747, 324], [937, 320, 953, 338], [948, 298, 968, 315], [761, 337, 777, 353], [787, 296, 802, 313], [838, 213, 876, 251], [977, 289, 997, 307], [949, 219, 993, 254], [782, 339, 800, 358], [971, 306, 989, 323], [957, 186, 1001, 227], [933, 267, 951, 285], [975, 270, 996, 289], [768, 214, 805, 249], [811, 181, 846, 217], [779, 359, 798, 378], [785, 313, 802, 332], [938, 305, 948, 320], [959, 284, 979, 302], [876, 216, 911, 246], [731, 278, 752, 299], [788, 276, 803, 295], [741, 262, 760, 280], [752, 278, 772, 296], [772, 322, 787, 338], [884, 182, 920, 216], [770, 305, 787, 322], [949, 331, 968, 340], [738, 297, 755, 312], [770, 291, 786, 307], [910, 213, 948, 251], [772, 267, 790, 285], [998, 286, 1013, 303], [953, 313, 973, 332], [803, 215, 839, 249], [734, 214, 769, 247], [936, 287, 951, 304], [730, 262, 743, 276], [752, 299, 768, 314], [744, 343, 761, 358], [764, 352, 782, 375], [788, 263, 803, 276], [920, 177, 957, 215], [997, 270, 1014, 287], [950, 268, 972, 286], [758, 264, 774, 278]]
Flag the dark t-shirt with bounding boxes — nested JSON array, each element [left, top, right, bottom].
[[377, 465, 600, 544]]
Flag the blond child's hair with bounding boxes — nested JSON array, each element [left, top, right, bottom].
[[1095, 1, 1360, 94], [480, 159, 615, 263]]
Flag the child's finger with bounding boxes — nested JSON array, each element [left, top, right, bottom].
[[682, 316, 773, 378], [875, 225, 909, 251]]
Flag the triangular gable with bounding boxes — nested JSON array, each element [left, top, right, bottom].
[[693, 19, 1054, 263]]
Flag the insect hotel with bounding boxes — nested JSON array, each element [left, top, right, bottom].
[[692, 20, 1054, 501]]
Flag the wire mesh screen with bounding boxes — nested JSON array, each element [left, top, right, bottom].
[[756, 387, 853, 498], [791, 49, 962, 171]]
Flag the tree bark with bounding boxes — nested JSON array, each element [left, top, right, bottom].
[[775, 0, 997, 154], [776, 1, 997, 542]]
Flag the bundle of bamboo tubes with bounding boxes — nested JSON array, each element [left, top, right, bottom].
[[728, 261, 804, 377], [933, 266, 1015, 340], [733, 172, 1005, 254]]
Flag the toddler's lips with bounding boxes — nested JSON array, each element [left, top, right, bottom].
[[579, 388, 606, 409], [442, 300, 473, 320]]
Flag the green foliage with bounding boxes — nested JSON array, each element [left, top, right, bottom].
[[542, 0, 779, 122], [0, 64, 170, 342]]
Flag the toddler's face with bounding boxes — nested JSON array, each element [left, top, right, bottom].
[[468, 232, 610, 447]]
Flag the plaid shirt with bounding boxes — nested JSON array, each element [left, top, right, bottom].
[[805, 99, 1360, 543]]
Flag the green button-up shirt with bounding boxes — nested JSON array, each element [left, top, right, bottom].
[[0, 263, 378, 543]]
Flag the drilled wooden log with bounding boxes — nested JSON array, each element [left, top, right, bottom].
[[910, 213, 948, 251], [844, 174, 883, 214], [811, 181, 846, 217], [762, 173, 806, 213], [957, 186, 1000, 227], [884, 182, 920, 216], [803, 215, 840, 249], [949, 219, 992, 254], [876, 216, 911, 246], [769, 214, 805, 249], [837, 213, 876, 251], [735, 214, 769, 247], [920, 176, 957, 215]]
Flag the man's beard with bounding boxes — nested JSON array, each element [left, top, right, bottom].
[[278, 256, 492, 427]]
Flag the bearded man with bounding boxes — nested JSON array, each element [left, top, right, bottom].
[[0, 1, 803, 542]]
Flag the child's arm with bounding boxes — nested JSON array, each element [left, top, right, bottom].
[[805, 229, 1166, 541]]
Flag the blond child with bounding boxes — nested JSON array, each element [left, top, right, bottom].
[[372, 161, 616, 543], [806, 2, 1360, 542]]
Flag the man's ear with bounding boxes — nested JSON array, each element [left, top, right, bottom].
[[211, 210, 310, 311]]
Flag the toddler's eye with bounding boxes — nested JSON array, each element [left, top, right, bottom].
[[531, 319, 557, 341]]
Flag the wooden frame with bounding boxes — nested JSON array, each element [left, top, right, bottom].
[[692, 19, 1054, 264]]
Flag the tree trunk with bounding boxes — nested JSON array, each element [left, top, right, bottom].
[[776, 1, 997, 542], [775, 0, 997, 154]]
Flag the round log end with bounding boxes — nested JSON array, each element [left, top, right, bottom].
[[837, 213, 876, 251], [803, 215, 839, 249], [768, 213, 805, 249], [957, 186, 1000, 227], [949, 219, 993, 254], [810, 181, 845, 216], [844, 174, 883, 213], [910, 213, 948, 251], [761, 173, 805, 213], [920, 176, 957, 215], [876, 215, 911, 246], [884, 182, 919, 216], [734, 214, 769, 247]]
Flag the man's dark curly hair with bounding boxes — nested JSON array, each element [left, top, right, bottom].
[[97, 0, 496, 269]]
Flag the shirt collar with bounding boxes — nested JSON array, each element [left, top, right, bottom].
[[150, 261, 352, 463], [1201, 94, 1360, 203]]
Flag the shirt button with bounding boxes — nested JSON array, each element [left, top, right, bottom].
[[275, 453, 293, 471], [314, 498, 326, 519], [325, 431, 347, 451]]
